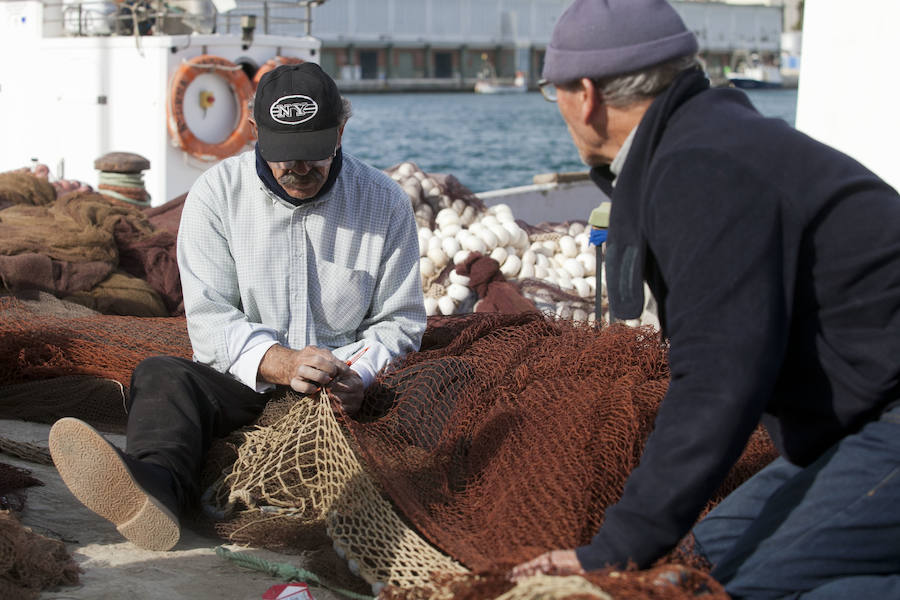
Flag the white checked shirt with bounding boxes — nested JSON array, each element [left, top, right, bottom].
[[177, 150, 426, 392]]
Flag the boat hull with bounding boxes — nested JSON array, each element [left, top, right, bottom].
[[0, 19, 319, 206], [728, 77, 783, 90], [474, 81, 527, 94]]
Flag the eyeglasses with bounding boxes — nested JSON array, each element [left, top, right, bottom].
[[537, 79, 558, 102]]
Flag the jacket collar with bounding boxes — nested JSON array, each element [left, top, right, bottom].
[[599, 67, 709, 320]]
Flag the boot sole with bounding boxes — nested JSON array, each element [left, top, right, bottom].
[[48, 417, 180, 551]]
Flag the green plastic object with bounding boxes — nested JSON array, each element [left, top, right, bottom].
[[588, 201, 611, 229], [216, 546, 374, 600]]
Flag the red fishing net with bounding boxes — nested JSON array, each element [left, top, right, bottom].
[[0, 295, 777, 598], [346, 312, 775, 575], [0, 295, 190, 389]]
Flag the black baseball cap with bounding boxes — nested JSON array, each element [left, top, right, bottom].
[[253, 62, 342, 162]]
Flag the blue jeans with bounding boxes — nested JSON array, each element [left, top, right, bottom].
[[692, 406, 900, 599]]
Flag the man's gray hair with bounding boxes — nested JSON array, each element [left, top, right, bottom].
[[337, 97, 353, 124], [591, 54, 701, 108]]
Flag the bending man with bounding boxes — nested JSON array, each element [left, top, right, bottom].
[[512, 1, 900, 597]]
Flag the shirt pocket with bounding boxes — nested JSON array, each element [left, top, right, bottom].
[[312, 260, 375, 338]]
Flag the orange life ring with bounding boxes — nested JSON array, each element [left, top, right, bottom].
[[166, 55, 254, 162], [252, 55, 306, 89]]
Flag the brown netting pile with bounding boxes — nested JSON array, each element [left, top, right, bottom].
[[0, 376, 129, 434], [0, 510, 81, 600], [0, 295, 191, 429], [205, 312, 776, 599], [0, 171, 57, 210], [0, 170, 184, 317], [0, 449, 77, 599], [0, 464, 43, 512], [0, 295, 190, 387]]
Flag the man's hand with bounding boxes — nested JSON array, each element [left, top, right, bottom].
[[259, 344, 344, 392], [258, 344, 365, 415], [509, 549, 584, 581], [328, 368, 364, 415]]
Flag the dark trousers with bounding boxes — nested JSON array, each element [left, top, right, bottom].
[[692, 406, 900, 599], [125, 356, 270, 512]]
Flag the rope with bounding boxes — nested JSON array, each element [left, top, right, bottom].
[[215, 546, 375, 600], [98, 172, 145, 188], [183, 59, 244, 72], [0, 438, 53, 466], [96, 190, 147, 205], [130, 4, 144, 58], [97, 171, 150, 206], [529, 232, 563, 242]]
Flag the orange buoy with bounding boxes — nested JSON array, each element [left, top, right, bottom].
[[166, 55, 254, 161], [252, 55, 306, 89]]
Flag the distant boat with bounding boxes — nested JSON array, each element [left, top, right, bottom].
[[474, 75, 527, 95], [726, 64, 783, 89], [474, 54, 527, 94]]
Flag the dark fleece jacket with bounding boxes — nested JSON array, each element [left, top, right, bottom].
[[577, 68, 900, 570]]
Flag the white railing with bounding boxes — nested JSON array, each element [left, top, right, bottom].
[[37, 0, 320, 38]]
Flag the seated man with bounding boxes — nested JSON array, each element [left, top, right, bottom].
[[48, 63, 425, 551]]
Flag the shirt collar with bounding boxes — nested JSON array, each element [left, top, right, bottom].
[[609, 126, 638, 183]]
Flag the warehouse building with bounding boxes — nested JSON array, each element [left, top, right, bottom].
[[220, 0, 794, 90]]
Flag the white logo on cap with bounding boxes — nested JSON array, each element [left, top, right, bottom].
[[269, 94, 318, 125]]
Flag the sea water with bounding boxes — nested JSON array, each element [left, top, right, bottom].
[[342, 88, 798, 193]]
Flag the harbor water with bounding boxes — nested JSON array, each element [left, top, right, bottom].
[[343, 88, 799, 193]]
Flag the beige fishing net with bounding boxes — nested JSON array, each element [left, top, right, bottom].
[[207, 390, 466, 590], [495, 575, 613, 600]]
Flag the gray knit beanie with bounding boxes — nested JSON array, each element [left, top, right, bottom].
[[542, 0, 699, 84]]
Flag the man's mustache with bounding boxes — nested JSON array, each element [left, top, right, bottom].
[[279, 169, 323, 188]]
